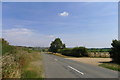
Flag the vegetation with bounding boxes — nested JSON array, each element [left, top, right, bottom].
[[48, 38, 116, 58], [1, 38, 43, 78], [21, 52, 43, 78], [2, 38, 16, 55], [99, 63, 120, 71], [99, 39, 120, 71], [109, 39, 120, 64], [49, 38, 66, 53], [87, 48, 111, 52], [49, 38, 88, 57], [60, 47, 88, 57]]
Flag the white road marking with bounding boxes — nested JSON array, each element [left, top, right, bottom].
[[68, 65, 84, 75], [54, 59, 58, 61]]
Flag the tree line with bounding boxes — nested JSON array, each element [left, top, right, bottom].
[[49, 38, 120, 64], [49, 38, 88, 57]]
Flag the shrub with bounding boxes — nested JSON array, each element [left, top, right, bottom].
[[109, 40, 120, 64], [1, 38, 16, 55], [61, 48, 72, 56], [72, 47, 88, 57], [60, 47, 88, 57]]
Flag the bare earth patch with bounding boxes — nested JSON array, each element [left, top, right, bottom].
[[66, 57, 112, 66]]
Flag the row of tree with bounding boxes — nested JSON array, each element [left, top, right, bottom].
[[49, 38, 120, 64], [49, 38, 88, 57]]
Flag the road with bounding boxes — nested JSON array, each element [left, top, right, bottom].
[[42, 53, 119, 79]]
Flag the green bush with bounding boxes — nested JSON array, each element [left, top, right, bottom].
[[71, 47, 88, 57], [109, 40, 120, 64], [61, 48, 72, 56], [1, 38, 16, 55], [60, 47, 88, 57], [71, 47, 82, 57]]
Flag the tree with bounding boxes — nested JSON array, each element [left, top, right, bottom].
[[49, 38, 66, 53], [62, 44, 66, 49], [109, 40, 120, 64]]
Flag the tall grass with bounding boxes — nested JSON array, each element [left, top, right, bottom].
[[99, 63, 120, 71], [2, 38, 43, 78], [21, 52, 43, 78]]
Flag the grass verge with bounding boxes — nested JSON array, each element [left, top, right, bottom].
[[2, 39, 44, 78], [99, 62, 120, 71], [21, 52, 44, 78], [46, 52, 73, 58], [2, 48, 44, 78]]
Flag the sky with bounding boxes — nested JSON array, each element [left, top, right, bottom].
[[2, 2, 118, 48], [1, 0, 119, 2]]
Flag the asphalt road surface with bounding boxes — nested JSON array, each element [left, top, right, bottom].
[[42, 53, 119, 78]]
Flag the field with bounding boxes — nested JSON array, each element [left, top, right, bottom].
[[66, 57, 112, 66]]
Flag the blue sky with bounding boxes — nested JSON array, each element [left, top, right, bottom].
[[2, 2, 118, 48]]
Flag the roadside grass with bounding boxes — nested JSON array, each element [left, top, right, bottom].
[[2, 39, 44, 78], [2, 47, 44, 78], [21, 52, 44, 78], [99, 62, 120, 71], [46, 52, 109, 58], [46, 52, 73, 58]]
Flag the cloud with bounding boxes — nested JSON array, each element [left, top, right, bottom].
[[2, 28, 55, 47], [3, 28, 33, 36], [48, 35, 55, 38], [58, 11, 69, 16]]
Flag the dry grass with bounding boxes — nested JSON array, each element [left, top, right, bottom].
[[21, 52, 44, 78], [66, 57, 112, 66], [46, 52, 73, 58], [2, 47, 44, 78], [47, 52, 112, 66], [2, 54, 21, 78]]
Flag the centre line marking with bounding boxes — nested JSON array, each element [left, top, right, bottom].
[[68, 65, 84, 75], [54, 59, 58, 61]]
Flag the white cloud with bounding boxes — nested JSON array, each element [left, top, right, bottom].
[[48, 35, 55, 38], [58, 11, 69, 16], [3, 28, 33, 36], [2, 28, 55, 47]]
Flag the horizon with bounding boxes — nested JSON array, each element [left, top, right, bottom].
[[2, 2, 118, 48]]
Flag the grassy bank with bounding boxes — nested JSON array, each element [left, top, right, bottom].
[[46, 52, 110, 58], [99, 62, 120, 71], [2, 47, 44, 78], [2, 38, 44, 78], [46, 52, 72, 58], [21, 52, 44, 78]]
